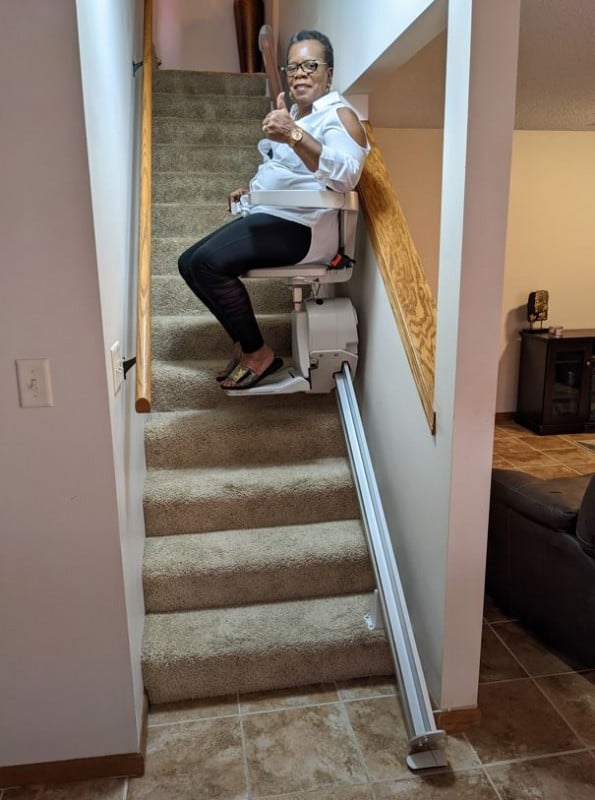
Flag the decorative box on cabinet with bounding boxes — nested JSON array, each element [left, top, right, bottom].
[[515, 329, 595, 434]]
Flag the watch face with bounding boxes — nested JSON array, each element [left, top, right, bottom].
[[291, 127, 303, 143]]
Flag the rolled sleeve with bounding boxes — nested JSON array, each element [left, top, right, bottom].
[[313, 123, 369, 191]]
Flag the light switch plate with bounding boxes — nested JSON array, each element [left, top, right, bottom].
[[16, 359, 54, 407]]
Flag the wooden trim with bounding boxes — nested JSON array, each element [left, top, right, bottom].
[[495, 411, 515, 424], [358, 122, 437, 433], [434, 705, 482, 733], [135, 0, 153, 413], [0, 752, 143, 789], [0, 695, 149, 788]]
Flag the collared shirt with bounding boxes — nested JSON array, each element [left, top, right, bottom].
[[248, 91, 369, 264]]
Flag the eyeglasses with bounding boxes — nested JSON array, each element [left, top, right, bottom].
[[281, 60, 329, 76]]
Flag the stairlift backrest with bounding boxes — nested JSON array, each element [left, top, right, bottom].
[[240, 190, 359, 284]]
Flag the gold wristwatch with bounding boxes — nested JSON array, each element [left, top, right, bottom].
[[288, 126, 304, 148]]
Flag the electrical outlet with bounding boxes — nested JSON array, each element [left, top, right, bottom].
[[110, 341, 124, 395], [16, 359, 54, 407]]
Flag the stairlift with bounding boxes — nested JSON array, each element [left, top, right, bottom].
[[226, 189, 360, 395]]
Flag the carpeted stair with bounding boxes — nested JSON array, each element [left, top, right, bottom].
[[141, 69, 391, 705]]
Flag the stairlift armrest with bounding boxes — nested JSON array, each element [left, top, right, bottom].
[[231, 190, 359, 215]]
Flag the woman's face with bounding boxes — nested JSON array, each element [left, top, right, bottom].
[[286, 39, 333, 110]]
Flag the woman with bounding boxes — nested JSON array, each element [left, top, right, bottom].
[[178, 30, 369, 390]]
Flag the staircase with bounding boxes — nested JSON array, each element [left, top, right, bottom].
[[142, 69, 391, 705]]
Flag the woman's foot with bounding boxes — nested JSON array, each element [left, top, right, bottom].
[[216, 343, 242, 382], [221, 344, 280, 390]]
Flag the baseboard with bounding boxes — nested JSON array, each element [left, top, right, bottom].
[[495, 411, 515, 424], [434, 705, 481, 733], [0, 695, 149, 789]]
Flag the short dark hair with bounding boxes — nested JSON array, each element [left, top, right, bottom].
[[286, 30, 334, 68]]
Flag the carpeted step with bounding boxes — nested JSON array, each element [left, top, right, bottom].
[[152, 203, 230, 238], [153, 143, 258, 173], [152, 274, 292, 316], [153, 91, 271, 119], [142, 593, 392, 703], [153, 70, 266, 96], [152, 172, 253, 205], [144, 404, 347, 469], [151, 313, 291, 360], [151, 359, 324, 411], [144, 457, 358, 536], [153, 116, 263, 146], [143, 520, 373, 613]]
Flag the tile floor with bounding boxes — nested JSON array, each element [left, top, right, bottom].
[[3, 422, 595, 800]]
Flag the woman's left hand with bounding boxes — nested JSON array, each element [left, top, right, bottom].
[[261, 93, 295, 142]]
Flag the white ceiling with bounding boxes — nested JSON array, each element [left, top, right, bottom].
[[363, 0, 595, 130]]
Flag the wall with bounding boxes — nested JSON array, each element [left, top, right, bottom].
[[75, 0, 147, 740], [0, 0, 142, 766], [155, 0, 240, 71], [276, 0, 520, 708], [499, 132, 595, 410], [374, 130, 595, 412], [276, 0, 443, 93]]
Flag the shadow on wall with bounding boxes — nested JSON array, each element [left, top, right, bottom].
[[497, 304, 526, 412]]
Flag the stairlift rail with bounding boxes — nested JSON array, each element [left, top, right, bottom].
[[335, 363, 447, 771]]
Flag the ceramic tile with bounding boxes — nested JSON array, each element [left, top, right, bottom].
[[516, 435, 577, 451], [2, 781, 124, 800], [521, 464, 580, 479], [486, 751, 595, 799], [128, 717, 246, 800], [344, 696, 480, 782], [491, 621, 583, 676], [242, 703, 366, 796], [342, 696, 411, 782], [271, 786, 375, 800], [464, 679, 580, 763], [336, 676, 398, 701], [148, 694, 238, 726], [239, 683, 338, 714], [370, 769, 499, 799], [537, 672, 595, 745], [479, 625, 526, 682], [482, 595, 515, 624]]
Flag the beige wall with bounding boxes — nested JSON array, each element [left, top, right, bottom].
[[0, 0, 143, 767], [155, 0, 240, 71], [375, 129, 595, 412], [500, 132, 595, 410]]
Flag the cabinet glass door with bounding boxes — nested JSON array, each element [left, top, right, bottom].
[[550, 349, 584, 419]]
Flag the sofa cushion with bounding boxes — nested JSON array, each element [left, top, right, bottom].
[[491, 469, 592, 533], [576, 473, 595, 557]]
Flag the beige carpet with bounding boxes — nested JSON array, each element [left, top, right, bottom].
[[141, 69, 391, 704]]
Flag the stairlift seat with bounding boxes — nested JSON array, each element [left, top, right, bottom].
[[225, 190, 360, 395], [238, 190, 359, 283]]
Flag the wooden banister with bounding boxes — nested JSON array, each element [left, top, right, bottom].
[[135, 0, 153, 413], [357, 122, 436, 433]]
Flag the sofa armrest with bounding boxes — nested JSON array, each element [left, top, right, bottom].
[[576, 474, 595, 557], [491, 469, 591, 533]]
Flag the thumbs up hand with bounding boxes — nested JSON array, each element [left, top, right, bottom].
[[261, 93, 296, 143]]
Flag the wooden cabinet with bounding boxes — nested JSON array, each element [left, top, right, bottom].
[[515, 329, 595, 434]]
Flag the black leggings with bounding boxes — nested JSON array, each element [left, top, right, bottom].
[[178, 213, 311, 353]]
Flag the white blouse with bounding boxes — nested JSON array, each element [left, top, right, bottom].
[[248, 91, 369, 264]]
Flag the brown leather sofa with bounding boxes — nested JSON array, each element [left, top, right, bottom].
[[485, 468, 595, 667]]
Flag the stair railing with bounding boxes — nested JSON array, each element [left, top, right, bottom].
[[135, 0, 153, 413], [357, 125, 436, 432]]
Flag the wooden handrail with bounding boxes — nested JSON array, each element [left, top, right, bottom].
[[357, 123, 436, 433], [135, 0, 153, 413]]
